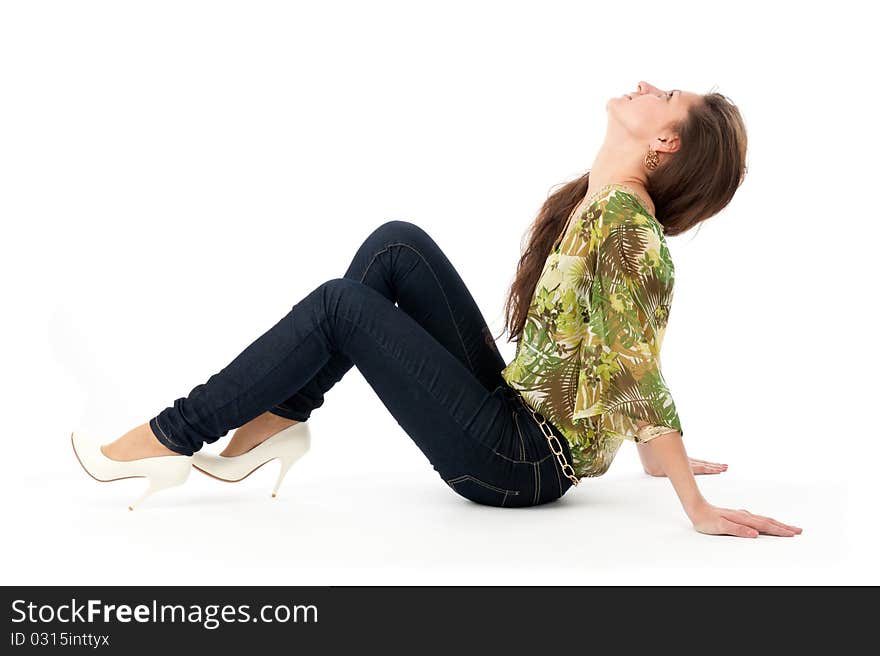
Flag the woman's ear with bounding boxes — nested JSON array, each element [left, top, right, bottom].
[[654, 133, 682, 155]]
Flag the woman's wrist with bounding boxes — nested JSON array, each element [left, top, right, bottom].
[[684, 496, 711, 521]]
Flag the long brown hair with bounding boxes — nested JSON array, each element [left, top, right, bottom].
[[500, 90, 748, 343]]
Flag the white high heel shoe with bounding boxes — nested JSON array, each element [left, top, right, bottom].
[[191, 421, 311, 498], [70, 431, 193, 510]]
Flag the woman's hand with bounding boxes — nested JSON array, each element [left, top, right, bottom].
[[688, 502, 803, 538], [636, 432, 803, 539]]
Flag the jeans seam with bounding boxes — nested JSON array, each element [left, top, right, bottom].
[[445, 474, 520, 496], [267, 406, 308, 422], [359, 241, 476, 372], [487, 396, 511, 453], [152, 416, 185, 449], [512, 411, 527, 460], [537, 460, 542, 505], [533, 463, 539, 505], [491, 450, 550, 465]]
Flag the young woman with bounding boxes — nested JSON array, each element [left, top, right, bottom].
[[72, 81, 802, 539]]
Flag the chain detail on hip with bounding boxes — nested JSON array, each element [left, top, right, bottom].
[[510, 389, 580, 487]]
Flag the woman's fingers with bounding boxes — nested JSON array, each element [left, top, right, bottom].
[[689, 459, 727, 475], [689, 458, 727, 467], [726, 509, 801, 536], [737, 509, 803, 534], [718, 517, 758, 538], [691, 458, 728, 467], [736, 508, 798, 532]]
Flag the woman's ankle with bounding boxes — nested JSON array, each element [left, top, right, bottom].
[[220, 412, 299, 457], [101, 423, 181, 461]]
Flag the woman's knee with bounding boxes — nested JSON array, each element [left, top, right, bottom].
[[364, 219, 433, 250], [312, 277, 390, 344], [346, 220, 445, 288], [315, 278, 385, 315], [316, 276, 366, 300]]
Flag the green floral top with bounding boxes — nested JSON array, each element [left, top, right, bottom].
[[501, 183, 684, 478]]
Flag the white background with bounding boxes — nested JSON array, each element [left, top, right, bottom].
[[1, 0, 875, 585]]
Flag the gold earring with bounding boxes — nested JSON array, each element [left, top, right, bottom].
[[644, 145, 660, 171]]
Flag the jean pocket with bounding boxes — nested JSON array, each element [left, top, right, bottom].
[[445, 474, 521, 508]]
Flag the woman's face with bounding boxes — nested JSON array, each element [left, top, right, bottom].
[[607, 81, 702, 142]]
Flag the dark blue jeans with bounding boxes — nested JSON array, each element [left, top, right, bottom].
[[149, 220, 574, 507]]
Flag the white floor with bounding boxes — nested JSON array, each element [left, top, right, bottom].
[[2, 408, 859, 587]]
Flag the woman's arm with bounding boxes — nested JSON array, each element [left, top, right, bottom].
[[635, 421, 727, 477], [639, 429, 705, 515], [642, 430, 803, 538]]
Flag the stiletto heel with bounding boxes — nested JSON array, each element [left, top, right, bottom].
[[192, 421, 311, 498], [70, 431, 193, 510], [272, 455, 297, 499], [126, 460, 193, 510]]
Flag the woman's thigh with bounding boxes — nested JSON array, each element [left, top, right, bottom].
[[346, 220, 507, 391]]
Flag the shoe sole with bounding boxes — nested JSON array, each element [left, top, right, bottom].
[[192, 458, 278, 484]]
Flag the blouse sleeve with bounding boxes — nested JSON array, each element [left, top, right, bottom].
[[570, 209, 683, 443]]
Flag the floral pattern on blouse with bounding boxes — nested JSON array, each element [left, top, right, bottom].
[[501, 183, 683, 478]]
